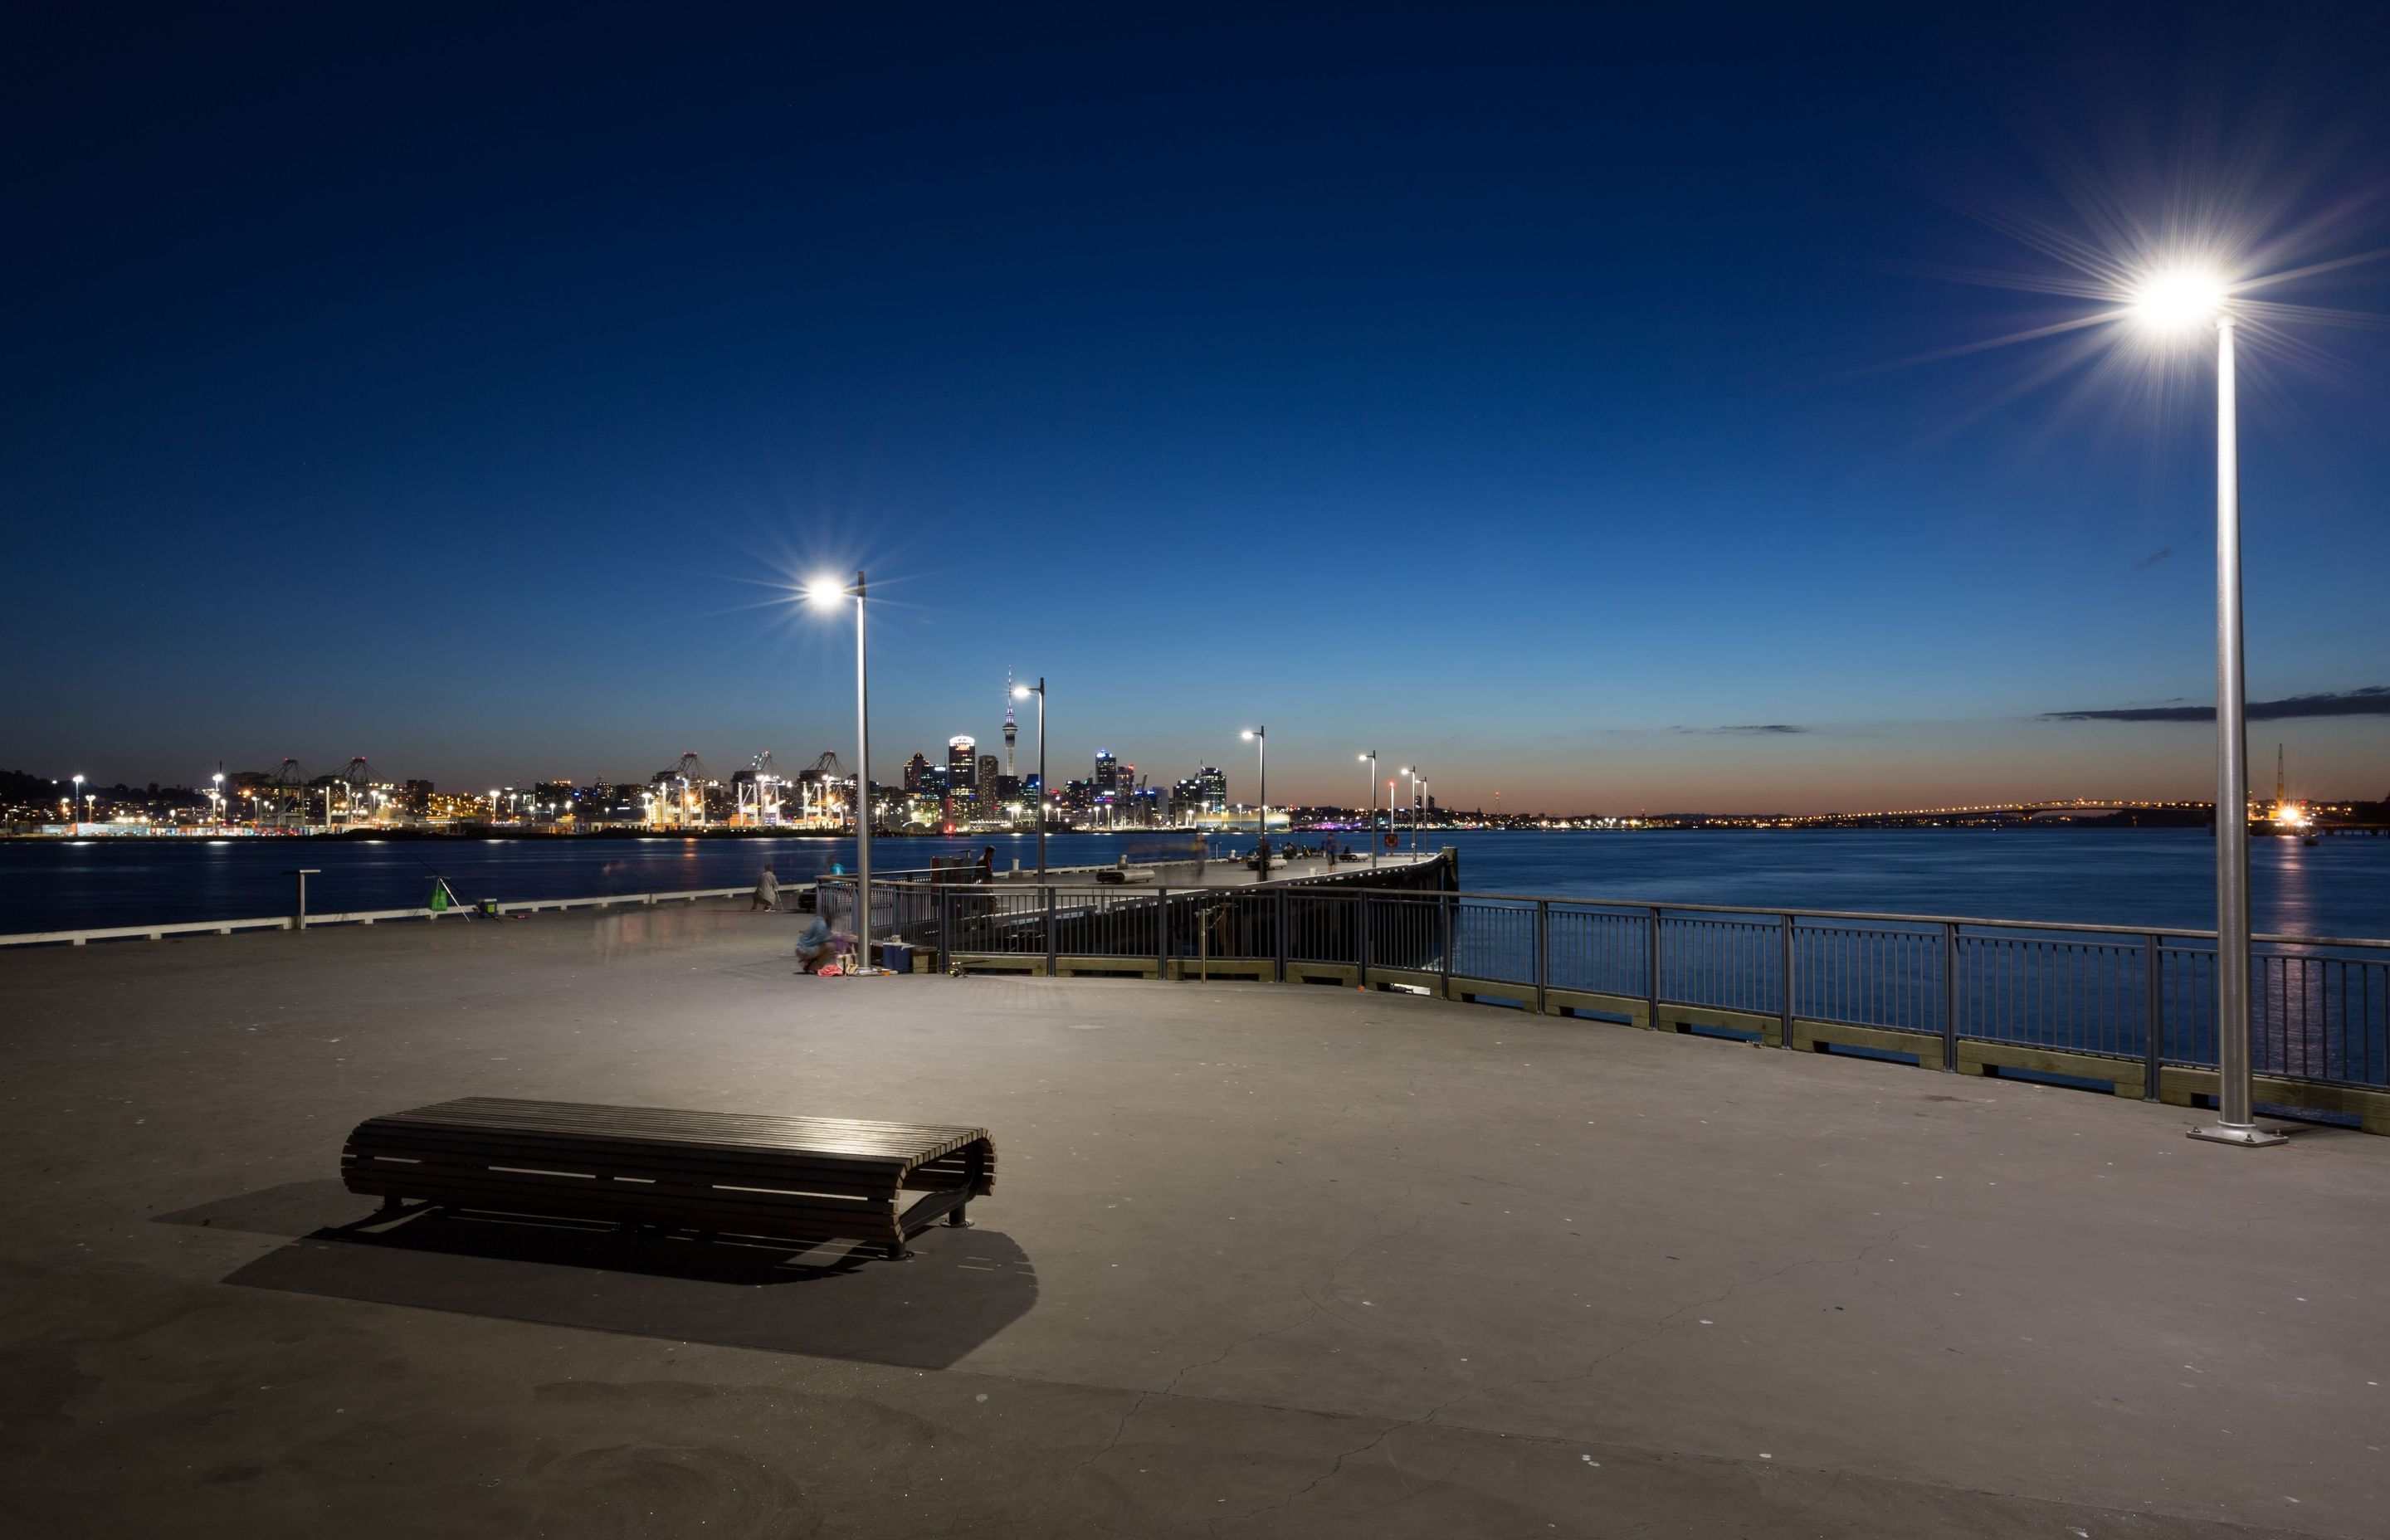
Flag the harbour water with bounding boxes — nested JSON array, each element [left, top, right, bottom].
[[3, 828, 2386, 939]]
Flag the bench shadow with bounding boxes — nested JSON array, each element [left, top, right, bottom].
[[159, 1180, 1036, 1369]]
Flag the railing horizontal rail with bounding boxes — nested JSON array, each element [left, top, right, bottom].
[[863, 876, 2390, 949], [0, 885, 768, 947]]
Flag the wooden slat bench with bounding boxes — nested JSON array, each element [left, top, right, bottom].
[[340, 1097, 995, 1260]]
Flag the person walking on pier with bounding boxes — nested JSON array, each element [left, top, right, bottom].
[[750, 863, 780, 912]]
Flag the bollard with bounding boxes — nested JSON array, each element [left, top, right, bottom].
[[287, 869, 322, 931]]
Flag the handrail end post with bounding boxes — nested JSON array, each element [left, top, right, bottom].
[[1939, 922, 1959, 1073]]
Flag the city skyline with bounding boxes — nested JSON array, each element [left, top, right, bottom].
[[14, 665, 2390, 820], [7, 7, 2388, 811], [12, 693, 2382, 823]]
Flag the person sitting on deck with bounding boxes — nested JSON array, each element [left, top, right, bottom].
[[794, 912, 836, 973]]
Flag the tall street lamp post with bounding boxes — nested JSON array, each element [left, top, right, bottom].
[[2132, 267, 2280, 1148], [1358, 751, 1378, 867], [808, 571, 880, 972], [1013, 678, 1046, 877], [1241, 727, 1266, 846], [71, 774, 84, 833]]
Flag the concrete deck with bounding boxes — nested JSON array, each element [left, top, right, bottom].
[[1, 901, 2382, 1538]]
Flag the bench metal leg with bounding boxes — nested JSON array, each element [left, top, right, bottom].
[[940, 1139, 984, 1228], [897, 1185, 973, 1235]]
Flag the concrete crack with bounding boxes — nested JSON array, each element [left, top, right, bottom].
[[1160, 1304, 1320, 1399]]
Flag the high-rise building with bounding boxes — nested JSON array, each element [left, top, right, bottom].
[[1002, 671, 1017, 777], [1094, 750, 1119, 797], [902, 753, 932, 795], [978, 755, 1000, 816], [947, 736, 978, 818]]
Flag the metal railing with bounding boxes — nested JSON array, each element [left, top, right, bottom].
[[833, 879, 2390, 1103], [0, 885, 771, 948]]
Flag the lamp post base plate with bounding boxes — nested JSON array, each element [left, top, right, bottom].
[[2188, 1123, 2289, 1148]]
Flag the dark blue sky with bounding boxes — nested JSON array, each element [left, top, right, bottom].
[[7, 3, 2387, 811]]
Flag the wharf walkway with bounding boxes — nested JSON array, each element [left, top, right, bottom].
[[0, 902, 2380, 1538], [888, 845, 1449, 890]]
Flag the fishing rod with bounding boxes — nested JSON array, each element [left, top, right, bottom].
[[390, 841, 476, 919]]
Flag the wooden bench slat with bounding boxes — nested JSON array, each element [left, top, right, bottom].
[[344, 1149, 900, 1202], [357, 1109, 988, 1170], [343, 1130, 921, 1196], [383, 1097, 983, 1152], [344, 1172, 902, 1235]]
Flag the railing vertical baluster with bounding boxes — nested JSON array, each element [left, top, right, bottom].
[[2144, 933, 2164, 1100], [1359, 891, 1373, 991], [1044, 885, 1056, 976], [1779, 912, 1795, 1049], [1939, 923, 1958, 1072], [1275, 889, 1288, 983], [939, 884, 953, 971], [1156, 886, 1169, 980], [1646, 907, 1662, 1031], [1441, 894, 1455, 997], [1534, 899, 1549, 1015]]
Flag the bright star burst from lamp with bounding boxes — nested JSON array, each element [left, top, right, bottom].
[[1902, 158, 2389, 422], [2128, 265, 2231, 334]]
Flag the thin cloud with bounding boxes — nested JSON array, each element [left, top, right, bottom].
[[2043, 686, 2390, 723], [1674, 724, 1812, 735], [2133, 547, 2173, 570]]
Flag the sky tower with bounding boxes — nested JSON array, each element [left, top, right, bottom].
[[1003, 669, 1018, 777]]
